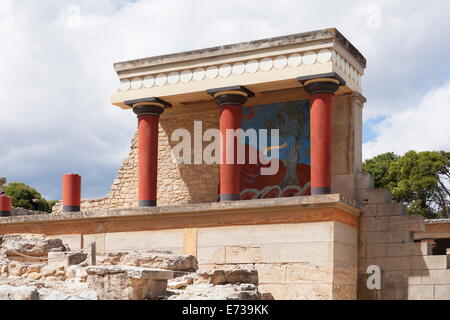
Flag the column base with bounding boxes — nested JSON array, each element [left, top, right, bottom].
[[0, 211, 11, 217], [220, 194, 240, 201], [63, 206, 80, 213], [311, 187, 331, 195], [139, 200, 157, 207]]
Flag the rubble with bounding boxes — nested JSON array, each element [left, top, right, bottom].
[[1, 234, 68, 262], [0, 234, 263, 300]]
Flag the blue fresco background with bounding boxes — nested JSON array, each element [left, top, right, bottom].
[[241, 99, 311, 165]]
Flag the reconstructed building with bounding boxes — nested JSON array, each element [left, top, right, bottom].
[[1, 28, 449, 300]]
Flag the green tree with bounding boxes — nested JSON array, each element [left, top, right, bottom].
[[362, 151, 450, 219], [3, 182, 53, 213]]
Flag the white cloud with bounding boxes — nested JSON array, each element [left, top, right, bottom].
[[363, 81, 450, 159], [0, 0, 449, 199]]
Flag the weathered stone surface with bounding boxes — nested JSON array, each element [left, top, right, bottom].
[[194, 269, 258, 286], [96, 250, 198, 272], [48, 252, 87, 268], [167, 269, 260, 300], [168, 283, 260, 300], [0, 285, 39, 300], [37, 288, 99, 300], [1, 234, 67, 258], [86, 265, 173, 280], [86, 265, 173, 300]]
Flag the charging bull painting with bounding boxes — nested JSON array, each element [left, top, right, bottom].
[[240, 99, 311, 200]]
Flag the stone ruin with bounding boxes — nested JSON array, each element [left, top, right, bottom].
[[0, 234, 264, 300]]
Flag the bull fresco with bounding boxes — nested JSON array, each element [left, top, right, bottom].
[[240, 99, 311, 199]]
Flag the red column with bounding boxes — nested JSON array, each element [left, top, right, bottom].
[[137, 113, 159, 206], [300, 75, 343, 195], [129, 99, 170, 207], [310, 93, 334, 195], [207, 86, 254, 201], [0, 195, 12, 217], [62, 174, 81, 212], [220, 104, 242, 201]]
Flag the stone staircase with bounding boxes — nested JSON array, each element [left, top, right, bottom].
[[335, 174, 450, 300]]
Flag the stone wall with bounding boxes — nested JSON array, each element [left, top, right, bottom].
[[356, 188, 450, 300], [195, 221, 358, 300], [11, 208, 47, 217], [46, 221, 359, 300]]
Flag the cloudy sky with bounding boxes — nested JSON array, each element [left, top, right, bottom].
[[1, 0, 449, 200]]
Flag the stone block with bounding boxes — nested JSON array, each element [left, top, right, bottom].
[[333, 263, 357, 286], [366, 244, 388, 258], [355, 173, 374, 190], [48, 234, 82, 251], [116, 251, 198, 272], [434, 285, 450, 300], [2, 234, 67, 259], [48, 252, 87, 269], [283, 284, 332, 300], [83, 234, 106, 252], [284, 222, 334, 243], [356, 274, 382, 300], [372, 256, 412, 271], [360, 231, 412, 244], [360, 217, 387, 232], [0, 285, 39, 300], [387, 215, 425, 232], [285, 262, 332, 284], [408, 285, 434, 300], [197, 246, 226, 265], [382, 270, 410, 285], [357, 189, 392, 204], [333, 222, 358, 246], [86, 265, 173, 300], [334, 243, 357, 265], [410, 255, 448, 270], [374, 203, 407, 216], [254, 263, 287, 284], [362, 204, 377, 217], [381, 284, 407, 300], [198, 225, 255, 247], [387, 242, 431, 257], [331, 174, 355, 198], [408, 270, 422, 285], [257, 284, 285, 300], [332, 284, 357, 300], [260, 242, 333, 263], [194, 269, 258, 285], [422, 270, 450, 285], [225, 246, 262, 264], [104, 231, 147, 251]]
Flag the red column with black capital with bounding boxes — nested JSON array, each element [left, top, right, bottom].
[[299, 74, 344, 195], [207, 86, 254, 201], [127, 98, 171, 207]]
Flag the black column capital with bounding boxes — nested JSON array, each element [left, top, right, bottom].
[[298, 72, 346, 95], [124, 97, 171, 116], [206, 85, 254, 107]]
